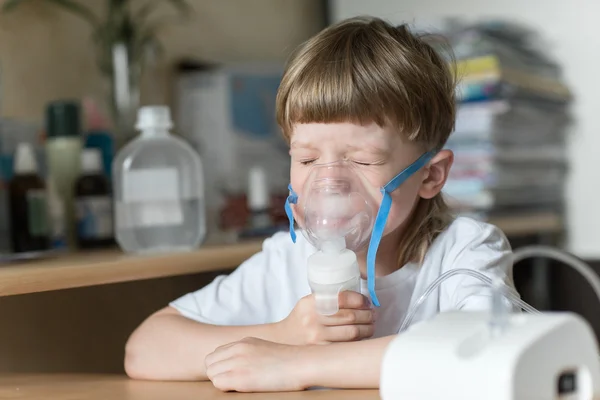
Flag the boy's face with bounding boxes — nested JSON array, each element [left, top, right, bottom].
[[289, 122, 453, 243]]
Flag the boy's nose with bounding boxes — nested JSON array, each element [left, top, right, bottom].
[[312, 176, 350, 194], [311, 160, 352, 181]]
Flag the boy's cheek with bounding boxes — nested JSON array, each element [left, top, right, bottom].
[[382, 207, 412, 235], [289, 167, 306, 192], [383, 191, 421, 233], [292, 208, 306, 228]]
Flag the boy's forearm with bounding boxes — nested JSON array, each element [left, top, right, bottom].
[[298, 335, 395, 389], [125, 307, 283, 381]]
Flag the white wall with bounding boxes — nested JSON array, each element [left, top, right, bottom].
[[330, 0, 600, 258]]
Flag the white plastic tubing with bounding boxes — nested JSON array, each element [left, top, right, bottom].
[[399, 246, 600, 332]]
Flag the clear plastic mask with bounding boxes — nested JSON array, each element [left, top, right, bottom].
[[296, 162, 375, 253], [285, 150, 437, 307]]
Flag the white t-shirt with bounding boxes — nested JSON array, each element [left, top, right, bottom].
[[170, 217, 517, 337]]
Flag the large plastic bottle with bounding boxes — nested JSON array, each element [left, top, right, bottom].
[[112, 105, 206, 254], [307, 237, 361, 315]]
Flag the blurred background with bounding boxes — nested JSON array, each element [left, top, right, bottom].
[[0, 0, 598, 370]]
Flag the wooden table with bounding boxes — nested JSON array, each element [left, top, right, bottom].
[[0, 374, 380, 399]]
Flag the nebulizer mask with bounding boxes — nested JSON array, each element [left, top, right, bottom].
[[285, 161, 375, 315], [285, 151, 436, 315]]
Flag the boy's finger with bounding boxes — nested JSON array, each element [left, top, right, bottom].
[[205, 340, 239, 366], [324, 324, 375, 342], [319, 309, 374, 326], [206, 357, 236, 379], [337, 291, 371, 309]]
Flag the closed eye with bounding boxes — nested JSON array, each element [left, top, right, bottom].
[[300, 159, 316, 165], [352, 160, 373, 166]]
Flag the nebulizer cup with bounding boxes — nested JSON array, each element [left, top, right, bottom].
[[307, 236, 362, 315], [299, 162, 375, 315]]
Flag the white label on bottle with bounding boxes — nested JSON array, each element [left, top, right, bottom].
[[76, 196, 113, 239], [123, 169, 179, 202], [26, 189, 48, 237], [122, 168, 183, 227]]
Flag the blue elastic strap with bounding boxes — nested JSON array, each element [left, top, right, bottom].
[[366, 150, 437, 307], [366, 190, 391, 307], [383, 151, 437, 193], [284, 184, 298, 243]]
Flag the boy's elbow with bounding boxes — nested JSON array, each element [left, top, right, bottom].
[[124, 335, 149, 380], [124, 307, 179, 380], [124, 353, 140, 379], [124, 315, 163, 380]]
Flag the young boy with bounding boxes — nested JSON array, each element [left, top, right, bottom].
[[124, 16, 517, 392]]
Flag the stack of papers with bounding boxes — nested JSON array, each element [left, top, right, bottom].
[[438, 21, 572, 217]]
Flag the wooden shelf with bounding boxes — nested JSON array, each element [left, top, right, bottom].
[[0, 240, 263, 298], [487, 211, 563, 236], [0, 373, 379, 399], [0, 212, 562, 298]]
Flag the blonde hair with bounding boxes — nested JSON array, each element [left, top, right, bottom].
[[276, 16, 457, 266]]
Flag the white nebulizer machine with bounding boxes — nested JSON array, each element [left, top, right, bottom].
[[380, 247, 600, 400]]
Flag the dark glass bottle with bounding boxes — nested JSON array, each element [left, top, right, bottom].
[[9, 143, 49, 253], [74, 149, 114, 249]]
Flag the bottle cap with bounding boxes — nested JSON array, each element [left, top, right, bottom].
[[13, 142, 38, 174], [81, 148, 103, 174], [135, 105, 173, 131], [46, 100, 81, 138], [247, 166, 270, 210]]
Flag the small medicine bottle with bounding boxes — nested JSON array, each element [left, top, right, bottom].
[[8, 142, 50, 253], [74, 148, 114, 248], [247, 166, 272, 229]]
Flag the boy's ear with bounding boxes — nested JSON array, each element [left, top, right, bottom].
[[419, 150, 453, 199]]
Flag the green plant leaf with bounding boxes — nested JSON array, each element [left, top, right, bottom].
[[2, 0, 32, 13], [1, 0, 99, 27], [137, 15, 177, 42], [135, 0, 192, 25], [91, 26, 115, 76], [44, 0, 99, 27], [134, 0, 192, 48], [135, 0, 162, 22], [108, 0, 130, 19], [165, 0, 193, 15]]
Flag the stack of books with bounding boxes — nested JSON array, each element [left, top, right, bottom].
[[439, 21, 572, 219]]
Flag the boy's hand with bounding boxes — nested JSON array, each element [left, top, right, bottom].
[[276, 291, 375, 345], [206, 338, 305, 392]]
